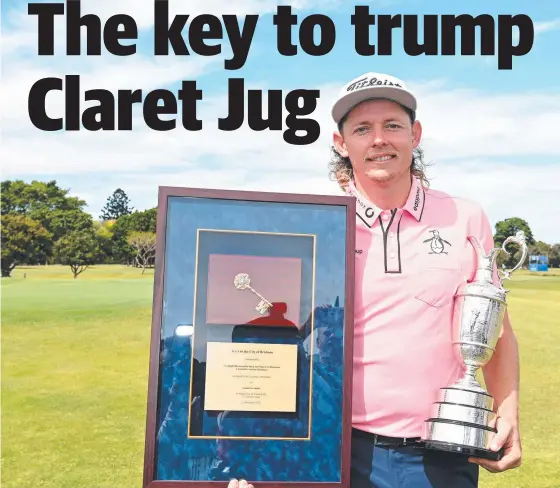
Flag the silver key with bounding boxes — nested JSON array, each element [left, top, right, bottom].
[[233, 273, 272, 315]]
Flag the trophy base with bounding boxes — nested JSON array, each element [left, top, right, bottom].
[[422, 419, 504, 461], [422, 439, 504, 461]]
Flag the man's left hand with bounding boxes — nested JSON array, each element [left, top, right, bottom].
[[468, 416, 522, 473]]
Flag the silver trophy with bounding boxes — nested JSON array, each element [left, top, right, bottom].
[[422, 231, 528, 460]]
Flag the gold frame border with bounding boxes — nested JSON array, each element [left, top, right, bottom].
[[186, 228, 317, 441]]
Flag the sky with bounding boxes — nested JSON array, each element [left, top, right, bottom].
[[2, 0, 559, 244]]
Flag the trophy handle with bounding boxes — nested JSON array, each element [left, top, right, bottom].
[[497, 231, 528, 281]]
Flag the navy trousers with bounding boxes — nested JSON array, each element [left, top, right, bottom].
[[350, 430, 479, 488]]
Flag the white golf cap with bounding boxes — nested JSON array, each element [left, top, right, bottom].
[[331, 72, 417, 124]]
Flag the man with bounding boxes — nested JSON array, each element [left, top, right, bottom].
[[227, 72, 522, 488]]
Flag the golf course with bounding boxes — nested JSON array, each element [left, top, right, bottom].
[[2, 264, 559, 488]]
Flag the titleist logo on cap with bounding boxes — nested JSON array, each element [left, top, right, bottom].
[[346, 76, 403, 92]]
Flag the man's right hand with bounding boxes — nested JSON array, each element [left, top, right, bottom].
[[227, 479, 254, 488]]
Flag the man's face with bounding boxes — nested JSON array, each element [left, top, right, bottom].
[[333, 99, 422, 185]]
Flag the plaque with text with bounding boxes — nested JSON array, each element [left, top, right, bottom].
[[204, 342, 298, 413], [143, 186, 356, 488]]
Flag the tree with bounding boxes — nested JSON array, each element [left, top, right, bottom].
[[494, 217, 535, 246], [114, 207, 157, 234], [127, 231, 156, 273], [549, 244, 560, 268], [528, 240, 551, 256], [1, 180, 87, 216], [39, 208, 94, 242], [100, 188, 133, 220], [1, 214, 52, 277], [94, 219, 117, 240], [54, 229, 103, 278], [493, 217, 535, 269], [92, 219, 118, 263], [1, 179, 93, 245], [111, 208, 157, 264]]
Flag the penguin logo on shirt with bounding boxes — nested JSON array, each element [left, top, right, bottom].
[[424, 230, 451, 254]]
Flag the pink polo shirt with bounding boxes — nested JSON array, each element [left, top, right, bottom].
[[348, 176, 497, 438]]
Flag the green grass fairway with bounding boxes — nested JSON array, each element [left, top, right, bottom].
[[2, 265, 154, 488], [2, 265, 560, 487]]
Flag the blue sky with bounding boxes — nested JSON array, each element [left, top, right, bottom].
[[2, 0, 559, 243]]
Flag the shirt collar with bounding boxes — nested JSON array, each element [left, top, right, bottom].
[[402, 175, 426, 222], [345, 176, 426, 227], [345, 179, 382, 228]]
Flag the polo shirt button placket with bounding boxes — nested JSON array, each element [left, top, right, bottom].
[[381, 210, 401, 273]]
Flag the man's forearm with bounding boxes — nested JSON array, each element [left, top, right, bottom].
[[482, 312, 520, 426]]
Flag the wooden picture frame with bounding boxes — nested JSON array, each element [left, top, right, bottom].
[[142, 186, 356, 488]]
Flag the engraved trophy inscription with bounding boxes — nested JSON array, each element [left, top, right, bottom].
[[421, 231, 528, 460]]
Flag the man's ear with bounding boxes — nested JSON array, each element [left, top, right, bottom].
[[333, 131, 348, 157], [412, 120, 422, 148]]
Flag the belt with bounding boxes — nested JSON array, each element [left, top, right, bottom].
[[352, 428, 422, 447]]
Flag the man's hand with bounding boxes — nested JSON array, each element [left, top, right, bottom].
[[227, 479, 254, 488], [468, 416, 522, 473]]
